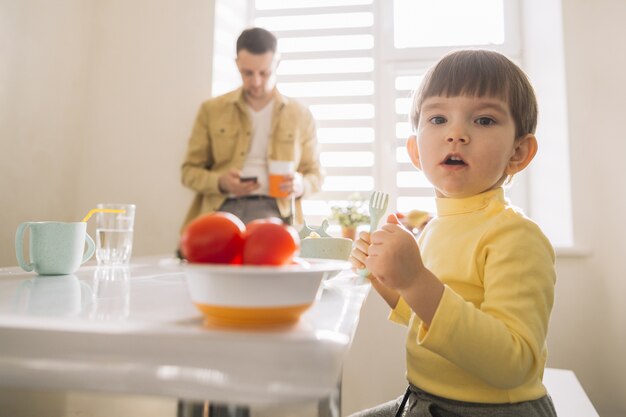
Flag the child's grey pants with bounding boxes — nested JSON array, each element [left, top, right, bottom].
[[348, 384, 558, 417]]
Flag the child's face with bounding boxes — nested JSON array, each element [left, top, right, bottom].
[[411, 95, 520, 199]]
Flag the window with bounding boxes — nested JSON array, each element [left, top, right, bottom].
[[393, 0, 505, 48], [253, 0, 376, 233], [211, 0, 248, 96], [216, 0, 573, 247]]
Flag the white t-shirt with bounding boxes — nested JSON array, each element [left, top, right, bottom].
[[240, 100, 274, 195]]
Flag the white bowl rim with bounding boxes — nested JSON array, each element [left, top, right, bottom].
[[184, 257, 350, 274]]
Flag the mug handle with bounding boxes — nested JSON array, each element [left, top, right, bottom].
[[15, 222, 34, 272], [82, 232, 96, 264]]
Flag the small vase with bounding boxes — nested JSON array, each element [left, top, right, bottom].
[[341, 227, 357, 240]]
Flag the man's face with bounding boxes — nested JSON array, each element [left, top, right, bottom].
[[236, 50, 278, 101]]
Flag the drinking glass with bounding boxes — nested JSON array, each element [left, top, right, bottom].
[[95, 203, 135, 265], [268, 160, 294, 198]]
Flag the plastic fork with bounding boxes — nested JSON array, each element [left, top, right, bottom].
[[358, 191, 389, 277]]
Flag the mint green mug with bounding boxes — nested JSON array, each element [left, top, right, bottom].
[[16, 222, 95, 275]]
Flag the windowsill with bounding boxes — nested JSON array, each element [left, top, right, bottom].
[[554, 246, 592, 258]]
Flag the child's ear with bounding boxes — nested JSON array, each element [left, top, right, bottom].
[[406, 135, 421, 170], [506, 134, 538, 175]]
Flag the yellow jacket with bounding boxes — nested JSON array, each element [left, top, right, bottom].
[[390, 188, 556, 404], [180, 88, 323, 230]]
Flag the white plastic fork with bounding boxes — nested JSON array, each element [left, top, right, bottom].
[[358, 191, 389, 277]]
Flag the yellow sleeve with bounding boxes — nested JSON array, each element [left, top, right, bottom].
[[389, 296, 412, 327], [181, 102, 222, 195], [417, 218, 555, 389], [296, 108, 324, 196]]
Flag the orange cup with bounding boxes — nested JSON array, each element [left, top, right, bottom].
[[268, 160, 294, 198]]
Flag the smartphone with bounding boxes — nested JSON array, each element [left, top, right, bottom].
[[240, 176, 258, 184]]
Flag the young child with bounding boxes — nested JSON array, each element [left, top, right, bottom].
[[349, 50, 557, 417]]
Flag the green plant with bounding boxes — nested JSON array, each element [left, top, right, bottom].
[[330, 194, 370, 228]]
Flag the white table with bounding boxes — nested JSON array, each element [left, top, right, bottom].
[[0, 256, 370, 415], [543, 368, 599, 417]]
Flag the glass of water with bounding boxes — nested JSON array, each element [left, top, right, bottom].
[[95, 203, 136, 265]]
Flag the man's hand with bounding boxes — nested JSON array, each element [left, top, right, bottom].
[[218, 169, 260, 196], [278, 172, 304, 198]]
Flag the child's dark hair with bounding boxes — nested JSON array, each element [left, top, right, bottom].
[[236, 27, 277, 55], [411, 50, 538, 139]]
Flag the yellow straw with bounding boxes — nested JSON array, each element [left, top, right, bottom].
[[82, 208, 126, 222]]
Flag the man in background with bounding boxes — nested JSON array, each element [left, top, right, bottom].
[[180, 27, 323, 229]]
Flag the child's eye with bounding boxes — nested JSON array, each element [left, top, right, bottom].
[[429, 116, 446, 125], [475, 117, 496, 126]]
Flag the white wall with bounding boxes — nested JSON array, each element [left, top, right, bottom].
[[0, 0, 93, 248], [1, 1, 626, 416], [549, 1, 626, 416], [72, 0, 214, 255], [1, 0, 213, 265]]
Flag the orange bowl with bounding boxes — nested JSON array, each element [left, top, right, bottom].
[[183, 259, 349, 328]]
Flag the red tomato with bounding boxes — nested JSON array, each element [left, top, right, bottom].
[[242, 219, 300, 266], [180, 212, 245, 264], [246, 217, 283, 234]]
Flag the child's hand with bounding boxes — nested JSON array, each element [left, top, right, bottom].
[[351, 228, 402, 308], [349, 231, 371, 273], [365, 214, 426, 291]]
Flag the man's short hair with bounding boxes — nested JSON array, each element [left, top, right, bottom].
[[236, 27, 277, 55]]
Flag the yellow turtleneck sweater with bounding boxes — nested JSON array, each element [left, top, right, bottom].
[[390, 188, 555, 403]]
